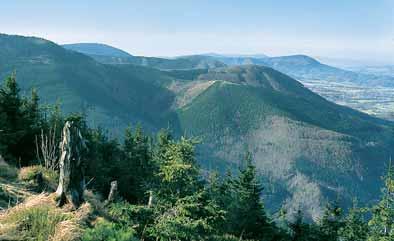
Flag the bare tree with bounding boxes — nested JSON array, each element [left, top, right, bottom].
[[35, 123, 59, 170], [105, 180, 118, 205]]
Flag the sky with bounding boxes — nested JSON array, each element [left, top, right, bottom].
[[1, 1, 393, 64]]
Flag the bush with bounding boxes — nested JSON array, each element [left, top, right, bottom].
[[1, 206, 68, 241], [109, 201, 154, 225], [18, 165, 58, 190], [82, 219, 137, 241]]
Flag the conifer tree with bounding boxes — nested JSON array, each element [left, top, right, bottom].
[[229, 152, 275, 240], [319, 201, 343, 241], [368, 162, 394, 241], [288, 209, 323, 241], [340, 200, 367, 241], [0, 74, 40, 164], [121, 125, 153, 203], [155, 136, 201, 202]]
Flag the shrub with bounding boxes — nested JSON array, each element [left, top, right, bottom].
[[82, 219, 137, 241], [18, 165, 58, 190], [109, 201, 154, 225]]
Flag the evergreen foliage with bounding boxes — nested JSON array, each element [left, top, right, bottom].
[[367, 163, 394, 241], [0, 74, 41, 165]]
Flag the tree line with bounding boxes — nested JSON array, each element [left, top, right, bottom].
[[1, 74, 394, 241]]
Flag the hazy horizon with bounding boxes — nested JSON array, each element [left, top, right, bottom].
[[1, 1, 393, 65]]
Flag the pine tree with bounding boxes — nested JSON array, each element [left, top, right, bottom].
[[319, 201, 343, 241], [368, 162, 394, 241], [340, 200, 368, 241], [121, 125, 153, 203], [0, 74, 41, 165], [155, 136, 201, 202], [289, 210, 320, 241], [148, 136, 225, 240], [0, 74, 23, 163], [229, 152, 275, 240]]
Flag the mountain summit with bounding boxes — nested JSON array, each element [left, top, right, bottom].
[[63, 43, 133, 58]]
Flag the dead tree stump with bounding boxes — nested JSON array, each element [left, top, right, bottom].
[[56, 121, 87, 208], [148, 190, 154, 208], [105, 181, 118, 205]]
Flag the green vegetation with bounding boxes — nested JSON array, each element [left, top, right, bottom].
[[82, 219, 137, 241], [1, 34, 394, 240], [0, 75, 394, 241]]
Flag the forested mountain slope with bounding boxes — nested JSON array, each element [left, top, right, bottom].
[[169, 66, 394, 219], [0, 34, 176, 132], [1, 34, 394, 219]]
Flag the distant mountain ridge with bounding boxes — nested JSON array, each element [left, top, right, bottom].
[[63, 43, 225, 70], [62, 43, 133, 58], [199, 54, 394, 87], [64, 42, 394, 87]]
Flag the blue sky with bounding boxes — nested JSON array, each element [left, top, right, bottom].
[[1, 1, 393, 63]]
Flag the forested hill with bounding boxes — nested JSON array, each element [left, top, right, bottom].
[[63, 43, 226, 70], [0, 34, 177, 132]]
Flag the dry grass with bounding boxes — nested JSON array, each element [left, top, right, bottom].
[[0, 193, 96, 241], [18, 165, 59, 191]]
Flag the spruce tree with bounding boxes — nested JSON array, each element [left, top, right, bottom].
[[368, 163, 394, 241], [340, 200, 367, 241], [155, 136, 201, 202], [287, 209, 325, 241], [0, 74, 41, 164], [121, 125, 153, 203], [230, 152, 274, 240], [319, 201, 343, 241]]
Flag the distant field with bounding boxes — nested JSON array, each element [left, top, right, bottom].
[[301, 79, 394, 121]]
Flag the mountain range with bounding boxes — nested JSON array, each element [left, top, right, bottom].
[[64, 43, 394, 87], [1, 34, 394, 219]]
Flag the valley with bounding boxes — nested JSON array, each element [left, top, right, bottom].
[[300, 78, 394, 121]]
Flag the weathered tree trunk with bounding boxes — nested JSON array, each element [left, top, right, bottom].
[[56, 121, 86, 208], [148, 190, 154, 208], [107, 180, 118, 203]]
